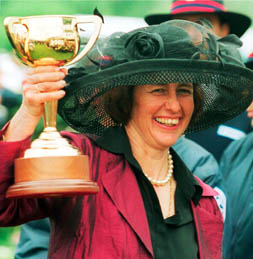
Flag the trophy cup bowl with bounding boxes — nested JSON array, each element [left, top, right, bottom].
[[4, 15, 102, 198]]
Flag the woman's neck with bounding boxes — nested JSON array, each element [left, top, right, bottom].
[[125, 125, 169, 180]]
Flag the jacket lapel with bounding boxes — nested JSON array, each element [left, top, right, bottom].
[[102, 160, 153, 257]]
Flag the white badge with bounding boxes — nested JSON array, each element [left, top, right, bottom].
[[217, 125, 246, 140]]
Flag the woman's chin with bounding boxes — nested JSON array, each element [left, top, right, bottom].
[[154, 134, 179, 148]]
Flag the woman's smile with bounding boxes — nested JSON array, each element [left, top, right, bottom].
[[154, 117, 180, 127]]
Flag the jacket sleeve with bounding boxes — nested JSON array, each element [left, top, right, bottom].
[[14, 218, 50, 259], [220, 132, 253, 259], [173, 136, 223, 188], [0, 127, 95, 227], [0, 125, 51, 226]]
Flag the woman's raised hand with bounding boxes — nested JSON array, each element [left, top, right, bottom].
[[4, 66, 67, 142], [22, 66, 67, 119]]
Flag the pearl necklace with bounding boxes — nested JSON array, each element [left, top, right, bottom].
[[143, 151, 174, 186]]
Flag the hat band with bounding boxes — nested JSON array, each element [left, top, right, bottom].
[[171, 1, 226, 14]]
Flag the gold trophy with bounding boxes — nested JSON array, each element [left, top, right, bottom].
[[4, 15, 102, 198]]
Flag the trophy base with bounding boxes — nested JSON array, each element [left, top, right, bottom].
[[6, 155, 99, 198], [6, 179, 99, 198]]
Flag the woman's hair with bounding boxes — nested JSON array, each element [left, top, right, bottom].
[[192, 85, 204, 122], [103, 84, 203, 125], [103, 86, 134, 125]]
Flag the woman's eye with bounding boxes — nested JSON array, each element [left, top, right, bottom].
[[151, 88, 166, 94], [177, 87, 193, 95]]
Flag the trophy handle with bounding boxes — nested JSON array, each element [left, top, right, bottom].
[[4, 17, 29, 63], [67, 15, 102, 66], [4, 17, 20, 49]]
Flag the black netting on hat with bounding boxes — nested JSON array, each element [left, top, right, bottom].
[[58, 19, 253, 136]]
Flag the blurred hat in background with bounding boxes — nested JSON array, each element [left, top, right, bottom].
[[145, 0, 251, 37]]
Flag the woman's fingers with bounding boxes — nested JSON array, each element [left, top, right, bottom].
[[26, 71, 66, 85], [23, 80, 66, 104], [25, 80, 67, 93], [25, 66, 67, 84], [22, 88, 66, 118], [25, 90, 66, 105], [21, 66, 67, 117], [22, 66, 67, 100], [26, 66, 67, 75]]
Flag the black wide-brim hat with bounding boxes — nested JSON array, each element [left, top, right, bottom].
[[58, 19, 253, 136], [145, 0, 251, 37]]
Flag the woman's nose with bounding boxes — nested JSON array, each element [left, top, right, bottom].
[[164, 96, 181, 113]]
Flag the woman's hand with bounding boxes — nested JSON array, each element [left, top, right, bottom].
[[3, 66, 67, 142], [22, 66, 67, 119]]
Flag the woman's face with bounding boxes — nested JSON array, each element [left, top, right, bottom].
[[126, 83, 194, 150]]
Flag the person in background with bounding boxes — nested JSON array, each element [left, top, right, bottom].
[[1, 19, 251, 258], [145, 0, 252, 162], [221, 53, 253, 259]]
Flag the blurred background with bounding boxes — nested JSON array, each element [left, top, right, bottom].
[[0, 0, 253, 258]]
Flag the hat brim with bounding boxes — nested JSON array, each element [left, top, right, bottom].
[[145, 11, 251, 37], [59, 59, 253, 136]]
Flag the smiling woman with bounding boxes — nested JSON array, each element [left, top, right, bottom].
[[128, 83, 194, 148], [1, 19, 253, 259]]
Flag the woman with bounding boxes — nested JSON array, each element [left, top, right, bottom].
[[0, 20, 253, 259]]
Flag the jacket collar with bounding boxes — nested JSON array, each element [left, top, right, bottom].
[[195, 177, 219, 197]]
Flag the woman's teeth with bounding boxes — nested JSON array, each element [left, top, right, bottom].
[[155, 118, 179, 126]]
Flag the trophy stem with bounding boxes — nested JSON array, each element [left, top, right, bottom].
[[43, 100, 57, 129]]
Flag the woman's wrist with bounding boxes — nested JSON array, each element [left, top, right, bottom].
[[4, 106, 41, 142]]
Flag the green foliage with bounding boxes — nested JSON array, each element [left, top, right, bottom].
[[0, 0, 99, 51], [0, 0, 172, 51], [0, 226, 20, 259]]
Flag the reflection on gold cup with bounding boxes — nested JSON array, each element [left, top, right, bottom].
[[4, 15, 102, 198]]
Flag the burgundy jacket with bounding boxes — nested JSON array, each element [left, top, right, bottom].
[[0, 130, 223, 259]]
